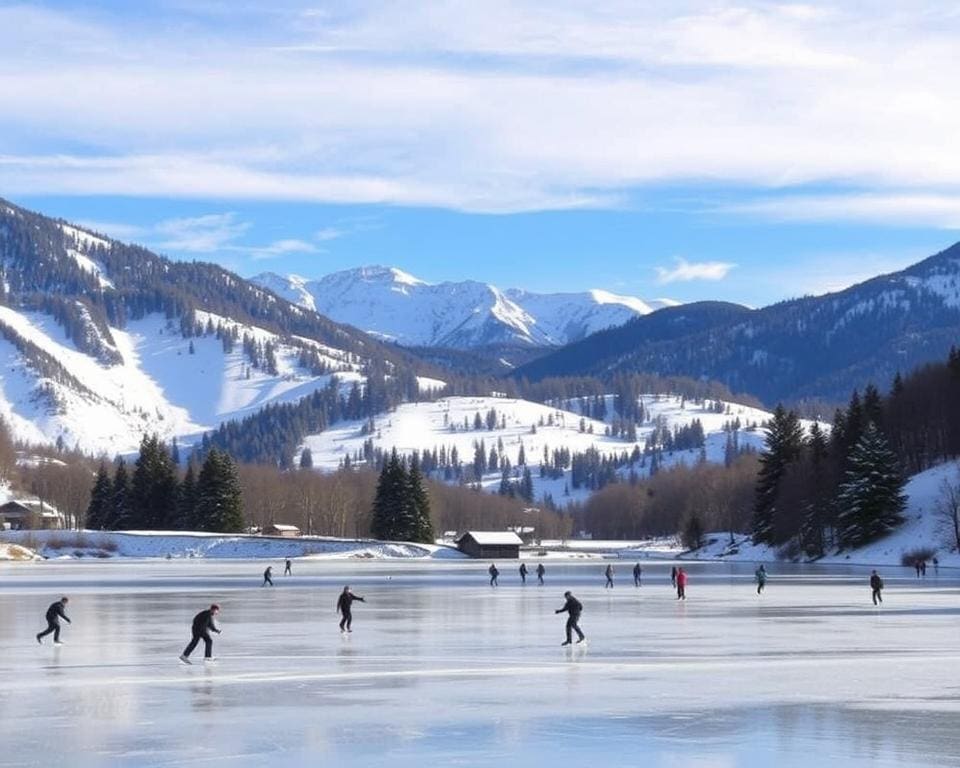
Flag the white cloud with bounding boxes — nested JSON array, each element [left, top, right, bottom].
[[154, 213, 250, 253], [726, 193, 960, 229], [1, 3, 960, 216], [656, 257, 736, 284], [247, 238, 318, 260]]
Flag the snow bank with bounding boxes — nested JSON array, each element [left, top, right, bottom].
[[0, 542, 39, 560], [0, 530, 465, 561]]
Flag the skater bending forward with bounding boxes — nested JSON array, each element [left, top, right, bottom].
[[36, 597, 71, 645], [181, 604, 221, 663], [556, 591, 585, 646], [337, 586, 366, 632]]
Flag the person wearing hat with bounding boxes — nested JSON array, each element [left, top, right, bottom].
[[180, 604, 221, 663], [555, 591, 585, 646], [36, 597, 71, 645]]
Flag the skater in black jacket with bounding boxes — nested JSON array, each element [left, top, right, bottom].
[[489, 563, 500, 587], [284, 559, 292, 576], [556, 591, 585, 646], [519, 562, 528, 584], [633, 563, 642, 587], [536, 563, 545, 585], [180, 604, 221, 663], [263, 566, 274, 587], [605, 563, 614, 588], [337, 586, 366, 632], [36, 597, 70, 645], [870, 571, 884, 605]]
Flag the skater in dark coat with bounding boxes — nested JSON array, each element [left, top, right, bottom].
[[284, 559, 292, 576], [36, 597, 71, 645], [262, 566, 274, 586], [671, 566, 678, 588], [556, 591, 585, 646], [870, 570, 884, 605], [180, 604, 220, 663], [604, 564, 614, 588], [921, 560, 927, 577], [489, 564, 500, 587], [676, 567, 687, 600], [915, 561, 921, 578], [536, 563, 545, 586], [755, 565, 767, 595], [337, 586, 366, 632], [519, 562, 528, 585], [633, 563, 642, 587]]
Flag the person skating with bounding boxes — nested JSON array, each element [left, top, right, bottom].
[[633, 563, 642, 587], [604, 564, 614, 589], [671, 566, 678, 588], [489, 563, 500, 587], [262, 566, 274, 587], [284, 559, 292, 576], [337, 586, 366, 632], [915, 561, 921, 578], [921, 560, 927, 577], [870, 570, 884, 605], [519, 562, 528, 585], [555, 591, 585, 646], [36, 597, 71, 645], [536, 563, 545, 586], [755, 564, 767, 595], [180, 604, 221, 663], [676, 567, 687, 600], [934, 557, 940, 573]]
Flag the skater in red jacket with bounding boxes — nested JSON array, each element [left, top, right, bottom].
[[676, 567, 688, 600]]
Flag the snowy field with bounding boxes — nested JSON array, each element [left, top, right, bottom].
[[2, 559, 960, 767]]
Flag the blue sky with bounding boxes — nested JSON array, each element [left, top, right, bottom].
[[3, 2, 960, 307]]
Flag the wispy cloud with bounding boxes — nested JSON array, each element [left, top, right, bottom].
[[247, 238, 317, 260], [154, 213, 251, 253], [656, 257, 736, 284]]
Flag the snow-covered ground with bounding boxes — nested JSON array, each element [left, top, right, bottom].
[[302, 394, 777, 503], [2, 559, 960, 767]]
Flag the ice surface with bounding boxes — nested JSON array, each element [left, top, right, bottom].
[[2, 559, 960, 767]]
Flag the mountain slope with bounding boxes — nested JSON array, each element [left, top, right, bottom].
[[252, 267, 677, 349], [0, 199, 428, 455], [515, 243, 960, 405]]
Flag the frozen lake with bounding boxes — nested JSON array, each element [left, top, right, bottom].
[[2, 558, 960, 767]]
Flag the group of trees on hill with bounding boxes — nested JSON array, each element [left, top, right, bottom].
[[370, 451, 434, 543], [751, 348, 960, 556], [85, 435, 243, 532]]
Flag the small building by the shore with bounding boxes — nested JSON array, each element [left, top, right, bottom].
[[0, 500, 65, 531], [456, 531, 523, 559], [264, 523, 301, 538]]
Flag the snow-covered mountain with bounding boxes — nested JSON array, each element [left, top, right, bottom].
[[251, 266, 678, 349]]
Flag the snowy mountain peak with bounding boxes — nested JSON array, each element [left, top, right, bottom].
[[252, 267, 678, 349]]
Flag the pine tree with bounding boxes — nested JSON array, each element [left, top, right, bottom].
[[299, 447, 314, 469], [407, 457, 434, 544], [110, 458, 132, 530], [85, 463, 113, 530], [836, 424, 907, 549], [178, 462, 198, 530], [195, 449, 244, 532], [752, 405, 805, 545], [131, 434, 179, 529], [371, 450, 413, 540]]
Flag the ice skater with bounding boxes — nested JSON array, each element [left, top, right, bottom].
[[755, 564, 767, 595], [36, 597, 71, 646], [180, 604, 221, 663], [915, 561, 922, 578], [633, 563, 642, 587], [519, 562, 528, 585], [489, 563, 499, 587], [555, 591, 585, 646], [605, 564, 614, 589], [676, 567, 687, 600], [536, 563, 545, 586], [284, 559, 292, 576], [671, 566, 678, 588], [870, 570, 884, 605], [337, 586, 366, 632], [262, 566, 274, 587], [921, 560, 927, 577]]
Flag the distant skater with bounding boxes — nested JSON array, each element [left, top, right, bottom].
[[934, 557, 940, 573], [755, 564, 767, 595], [870, 570, 884, 605], [915, 561, 921, 578], [284, 559, 292, 576], [262, 566, 274, 587], [520, 562, 528, 585], [633, 563, 642, 587], [671, 566, 678, 588], [555, 591, 585, 646], [337, 586, 366, 632], [36, 597, 71, 645], [537, 563, 545, 586], [489, 564, 500, 587], [921, 560, 927, 577], [605, 564, 614, 589], [676, 567, 687, 600], [180, 604, 220, 663]]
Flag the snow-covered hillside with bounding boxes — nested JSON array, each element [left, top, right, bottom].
[[252, 266, 678, 349], [302, 394, 775, 504], [0, 306, 364, 454]]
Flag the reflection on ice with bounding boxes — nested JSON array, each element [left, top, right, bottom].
[[1, 559, 959, 766]]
